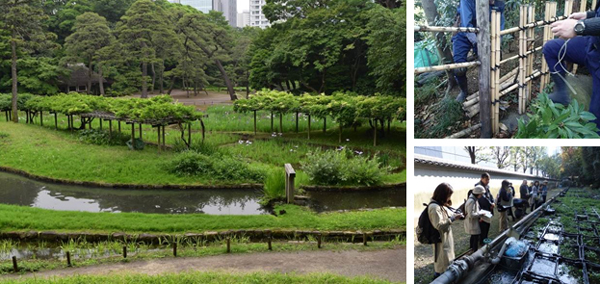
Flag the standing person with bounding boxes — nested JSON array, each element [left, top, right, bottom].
[[452, 0, 505, 101], [520, 179, 530, 213], [465, 185, 484, 252], [530, 181, 540, 211], [428, 183, 462, 279], [497, 180, 513, 231], [541, 180, 549, 203], [475, 173, 495, 245], [542, 7, 600, 130]]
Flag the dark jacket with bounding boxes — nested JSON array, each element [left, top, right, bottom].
[[520, 184, 530, 199], [475, 181, 494, 216]]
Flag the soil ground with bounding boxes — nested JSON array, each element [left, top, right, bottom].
[[413, 188, 562, 284], [1, 248, 406, 283]]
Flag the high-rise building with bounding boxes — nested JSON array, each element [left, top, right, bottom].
[[249, 0, 270, 29], [171, 0, 237, 27], [237, 11, 250, 28]]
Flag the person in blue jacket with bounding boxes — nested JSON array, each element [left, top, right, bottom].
[[543, 4, 600, 131], [453, 0, 505, 102]]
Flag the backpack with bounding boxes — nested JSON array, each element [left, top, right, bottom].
[[416, 202, 442, 244]]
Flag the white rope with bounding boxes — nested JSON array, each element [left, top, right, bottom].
[[550, 38, 578, 95]]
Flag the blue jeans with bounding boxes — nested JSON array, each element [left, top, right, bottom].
[[543, 36, 600, 128]]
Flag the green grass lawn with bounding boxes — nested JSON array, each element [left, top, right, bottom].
[[0, 106, 405, 186], [0, 204, 406, 233], [1, 271, 397, 283]]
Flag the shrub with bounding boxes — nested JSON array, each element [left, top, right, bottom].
[[262, 168, 286, 200], [167, 150, 212, 176], [301, 149, 388, 186], [515, 93, 600, 138], [173, 138, 221, 156], [78, 129, 130, 146], [167, 151, 264, 182], [0, 131, 8, 139]]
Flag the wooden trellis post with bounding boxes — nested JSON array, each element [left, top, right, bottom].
[[477, 0, 492, 137], [572, 0, 586, 74], [284, 163, 296, 204]]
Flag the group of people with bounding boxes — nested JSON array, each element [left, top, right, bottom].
[[452, 0, 600, 132], [426, 173, 550, 279]]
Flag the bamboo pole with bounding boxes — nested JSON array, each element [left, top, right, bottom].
[[573, 0, 583, 74], [463, 69, 518, 107], [526, 4, 535, 106], [540, 2, 551, 89], [494, 11, 501, 133], [500, 15, 567, 35], [499, 46, 542, 65], [466, 70, 542, 118], [414, 61, 480, 74], [518, 5, 526, 114], [414, 26, 480, 33], [445, 124, 482, 139], [491, 10, 498, 133]]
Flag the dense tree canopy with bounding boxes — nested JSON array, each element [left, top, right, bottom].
[[0, 0, 405, 123]]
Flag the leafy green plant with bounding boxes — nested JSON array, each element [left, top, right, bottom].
[[515, 93, 599, 138], [167, 150, 212, 176], [167, 151, 263, 182], [78, 129, 130, 146], [263, 168, 286, 200], [301, 149, 389, 186]]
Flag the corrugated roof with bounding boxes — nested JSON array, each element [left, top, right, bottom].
[[414, 154, 558, 180]]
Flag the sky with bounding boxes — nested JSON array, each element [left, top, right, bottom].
[[238, 0, 249, 13]]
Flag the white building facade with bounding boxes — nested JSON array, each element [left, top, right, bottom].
[[172, 0, 237, 27], [249, 0, 270, 28], [237, 11, 250, 27]]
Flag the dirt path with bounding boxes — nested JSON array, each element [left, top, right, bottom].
[[2, 248, 406, 282]]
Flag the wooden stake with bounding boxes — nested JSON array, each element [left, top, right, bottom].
[[226, 237, 231, 253], [54, 112, 58, 130], [162, 126, 166, 148], [317, 233, 322, 249], [268, 234, 272, 251], [131, 123, 135, 150], [307, 114, 311, 140], [253, 110, 257, 135], [40, 111, 43, 126], [476, 0, 492, 137], [157, 125, 161, 153], [173, 242, 177, 257], [67, 251, 72, 267], [139, 124, 142, 140], [12, 256, 18, 272], [123, 246, 127, 258], [188, 122, 191, 148], [363, 233, 368, 246]]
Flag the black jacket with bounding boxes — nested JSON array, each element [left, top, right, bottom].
[[475, 181, 494, 215], [520, 184, 530, 199]]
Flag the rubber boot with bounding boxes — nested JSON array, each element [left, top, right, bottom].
[[455, 75, 468, 102], [548, 73, 570, 105]]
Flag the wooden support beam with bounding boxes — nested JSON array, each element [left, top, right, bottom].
[[476, 0, 492, 137], [414, 25, 480, 33], [415, 61, 480, 75]]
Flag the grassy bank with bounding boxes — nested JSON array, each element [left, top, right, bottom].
[[0, 108, 405, 187], [2, 271, 397, 283], [0, 204, 406, 233]]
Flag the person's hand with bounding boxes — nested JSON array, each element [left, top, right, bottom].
[[551, 19, 578, 39], [569, 12, 587, 20]]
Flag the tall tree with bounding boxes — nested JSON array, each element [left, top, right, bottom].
[[490, 146, 510, 169], [366, 5, 405, 96], [0, 0, 54, 122], [64, 12, 114, 95], [464, 146, 485, 164], [115, 0, 176, 98]]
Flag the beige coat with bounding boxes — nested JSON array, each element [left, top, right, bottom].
[[428, 200, 455, 274], [464, 195, 482, 235]]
